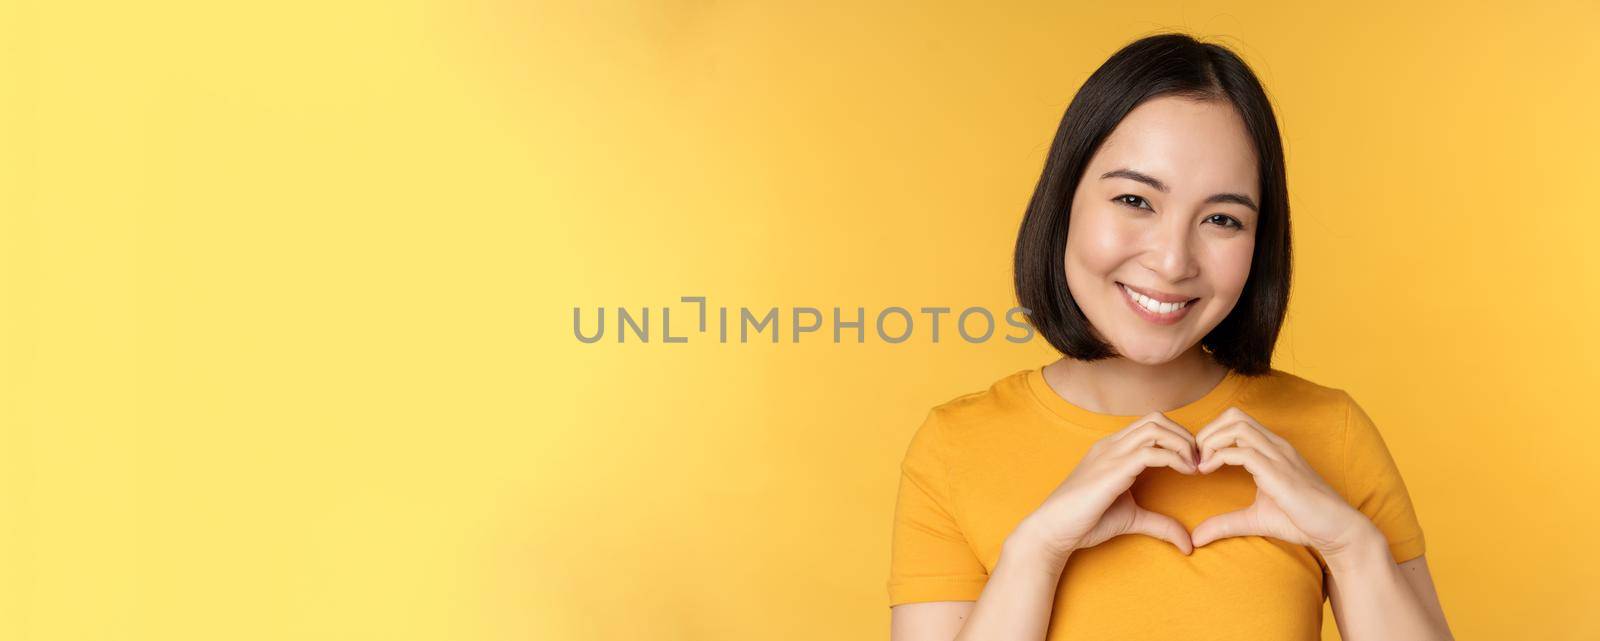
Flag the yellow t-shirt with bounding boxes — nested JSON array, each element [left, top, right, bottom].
[[886, 365, 1426, 639]]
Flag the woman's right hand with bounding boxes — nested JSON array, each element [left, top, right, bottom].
[[1012, 413, 1200, 563]]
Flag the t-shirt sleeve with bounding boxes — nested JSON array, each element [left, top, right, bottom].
[[887, 408, 989, 606], [1339, 391, 1426, 564]]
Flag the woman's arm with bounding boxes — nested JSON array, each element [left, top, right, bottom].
[[1324, 524, 1454, 641], [890, 523, 1068, 641]]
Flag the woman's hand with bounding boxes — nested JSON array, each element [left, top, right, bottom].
[[1189, 407, 1372, 557], [1013, 413, 1200, 564]]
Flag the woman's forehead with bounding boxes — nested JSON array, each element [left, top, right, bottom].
[[1090, 97, 1259, 197]]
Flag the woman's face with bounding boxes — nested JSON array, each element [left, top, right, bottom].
[[1064, 95, 1260, 365]]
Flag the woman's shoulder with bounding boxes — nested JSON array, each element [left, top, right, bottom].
[[1237, 367, 1362, 422], [920, 368, 1039, 431], [1243, 366, 1346, 397]]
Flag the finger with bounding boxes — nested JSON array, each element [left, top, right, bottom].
[[1195, 406, 1264, 443], [1124, 433, 1196, 463], [1236, 418, 1303, 464], [1194, 406, 1244, 444], [1115, 413, 1196, 444], [1195, 422, 1254, 466], [1219, 410, 1292, 451], [1197, 422, 1284, 466], [1126, 445, 1197, 475], [1191, 506, 1260, 547], [1111, 414, 1193, 445], [1138, 413, 1201, 462], [1110, 423, 1197, 460], [1195, 445, 1275, 477], [1108, 415, 1154, 440], [1112, 415, 1198, 462], [1130, 505, 1194, 555], [1199, 407, 1290, 448], [1228, 416, 1308, 468]]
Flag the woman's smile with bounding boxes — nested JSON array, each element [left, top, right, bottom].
[[1116, 281, 1200, 325]]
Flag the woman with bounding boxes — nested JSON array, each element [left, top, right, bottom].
[[887, 33, 1453, 640]]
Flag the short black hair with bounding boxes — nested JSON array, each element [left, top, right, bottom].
[[1013, 32, 1290, 377]]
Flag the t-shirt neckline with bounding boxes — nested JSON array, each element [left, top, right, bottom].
[[1024, 364, 1249, 433]]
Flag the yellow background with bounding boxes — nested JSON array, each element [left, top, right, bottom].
[[3, 1, 1596, 639]]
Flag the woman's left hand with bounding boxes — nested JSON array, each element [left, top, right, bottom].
[[1190, 407, 1375, 557]]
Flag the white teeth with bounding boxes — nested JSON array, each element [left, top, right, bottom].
[[1122, 284, 1189, 315]]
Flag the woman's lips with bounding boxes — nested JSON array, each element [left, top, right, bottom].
[[1117, 282, 1198, 326]]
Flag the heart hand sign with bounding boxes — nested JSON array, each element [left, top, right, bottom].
[[1012, 406, 1375, 565], [1190, 407, 1371, 555]]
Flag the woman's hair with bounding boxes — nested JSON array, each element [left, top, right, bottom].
[[1013, 32, 1290, 377]]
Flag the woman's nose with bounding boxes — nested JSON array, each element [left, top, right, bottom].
[[1147, 223, 1199, 282]]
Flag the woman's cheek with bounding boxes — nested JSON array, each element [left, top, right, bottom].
[[1202, 238, 1255, 298], [1082, 211, 1143, 268]]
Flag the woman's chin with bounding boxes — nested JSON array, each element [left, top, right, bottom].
[[1112, 341, 1190, 366]]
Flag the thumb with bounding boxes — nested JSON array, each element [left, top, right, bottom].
[[1129, 506, 1194, 555], [1191, 507, 1261, 548]]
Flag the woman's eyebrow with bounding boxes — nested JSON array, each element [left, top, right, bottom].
[[1100, 167, 1259, 213]]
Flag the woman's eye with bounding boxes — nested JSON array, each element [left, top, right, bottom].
[[1114, 194, 1151, 210], [1206, 213, 1245, 230]]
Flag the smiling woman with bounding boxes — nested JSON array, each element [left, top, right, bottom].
[[887, 32, 1453, 641], [1057, 95, 1263, 360]]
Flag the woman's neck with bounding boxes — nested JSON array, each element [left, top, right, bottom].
[[1040, 348, 1229, 416]]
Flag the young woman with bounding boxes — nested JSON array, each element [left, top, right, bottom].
[[887, 33, 1453, 641]]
